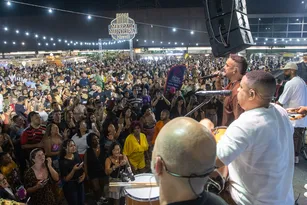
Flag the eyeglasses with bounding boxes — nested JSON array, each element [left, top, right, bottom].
[[230, 54, 245, 64], [159, 156, 215, 179]]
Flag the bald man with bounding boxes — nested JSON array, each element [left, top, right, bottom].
[[151, 117, 227, 205], [206, 71, 295, 205]]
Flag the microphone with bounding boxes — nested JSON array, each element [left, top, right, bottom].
[[200, 74, 219, 80], [196, 90, 232, 96]]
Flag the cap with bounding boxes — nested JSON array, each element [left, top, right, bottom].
[[280, 62, 298, 70]]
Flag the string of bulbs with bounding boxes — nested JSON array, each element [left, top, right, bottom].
[[5, 0, 206, 35]]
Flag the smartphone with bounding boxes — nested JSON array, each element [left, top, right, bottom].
[[42, 178, 49, 184]]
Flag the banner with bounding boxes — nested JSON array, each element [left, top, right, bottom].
[[165, 65, 187, 94]]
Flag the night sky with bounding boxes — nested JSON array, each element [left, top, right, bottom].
[[0, 0, 305, 17]]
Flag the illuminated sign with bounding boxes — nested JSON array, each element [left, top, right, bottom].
[[109, 13, 137, 41]]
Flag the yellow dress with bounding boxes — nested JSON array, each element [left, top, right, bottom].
[[123, 133, 149, 170]]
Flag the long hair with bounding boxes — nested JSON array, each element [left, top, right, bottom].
[[60, 139, 74, 160], [108, 141, 122, 157], [76, 119, 88, 138], [44, 123, 56, 138], [86, 132, 99, 149]]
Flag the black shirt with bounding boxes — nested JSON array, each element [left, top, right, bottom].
[[59, 153, 84, 182], [168, 192, 228, 205]]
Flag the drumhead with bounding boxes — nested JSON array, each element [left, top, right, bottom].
[[125, 173, 159, 202]]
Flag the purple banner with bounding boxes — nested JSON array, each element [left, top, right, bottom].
[[165, 65, 187, 93]]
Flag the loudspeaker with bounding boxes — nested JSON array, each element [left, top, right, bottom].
[[204, 0, 254, 57]]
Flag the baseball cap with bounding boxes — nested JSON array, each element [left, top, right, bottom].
[[280, 62, 298, 70]]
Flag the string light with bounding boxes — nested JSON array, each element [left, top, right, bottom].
[[12, 41, 15, 45], [50, 38, 54, 41], [35, 34, 39, 38], [4, 41, 7, 44], [38, 43, 41, 46], [46, 43, 49, 46], [88, 15, 92, 20], [4, 27, 8, 31], [191, 31, 194, 35], [7, 1, 11, 6], [15, 30, 19, 34], [7, 0, 206, 34], [21, 42, 25, 46], [172, 28, 177, 32], [25, 32, 29, 36]]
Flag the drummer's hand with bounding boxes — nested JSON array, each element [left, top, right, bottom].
[[297, 106, 307, 114], [200, 118, 215, 131]]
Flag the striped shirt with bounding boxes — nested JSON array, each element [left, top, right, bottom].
[[20, 125, 46, 145]]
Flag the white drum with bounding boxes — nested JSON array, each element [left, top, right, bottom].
[[125, 173, 160, 205]]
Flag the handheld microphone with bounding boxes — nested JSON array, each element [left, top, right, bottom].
[[196, 90, 232, 96], [200, 74, 219, 80]]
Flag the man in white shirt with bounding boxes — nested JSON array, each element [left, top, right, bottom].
[[203, 71, 295, 205], [277, 62, 307, 164]]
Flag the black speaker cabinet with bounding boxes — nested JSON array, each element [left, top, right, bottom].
[[204, 0, 255, 57]]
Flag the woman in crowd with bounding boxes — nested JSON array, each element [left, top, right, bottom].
[[0, 130, 14, 156], [42, 123, 64, 169], [72, 120, 90, 159], [118, 107, 133, 145], [24, 148, 59, 205], [104, 123, 123, 155], [87, 113, 100, 137], [123, 121, 149, 173], [170, 96, 187, 119], [72, 97, 86, 122], [140, 105, 156, 145], [84, 133, 108, 205], [105, 142, 128, 205], [59, 139, 85, 205], [60, 109, 77, 138]]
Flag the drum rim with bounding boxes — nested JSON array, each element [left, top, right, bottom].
[[125, 173, 159, 202]]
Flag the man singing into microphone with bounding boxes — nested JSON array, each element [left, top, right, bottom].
[[215, 54, 248, 126]]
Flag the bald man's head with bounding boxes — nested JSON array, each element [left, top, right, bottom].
[[152, 117, 216, 192]]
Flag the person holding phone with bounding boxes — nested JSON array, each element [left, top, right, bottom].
[[59, 139, 85, 205], [24, 148, 59, 205]]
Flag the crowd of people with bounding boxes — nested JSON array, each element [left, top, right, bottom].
[[0, 53, 305, 205]]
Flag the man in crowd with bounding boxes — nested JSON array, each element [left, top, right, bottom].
[[215, 54, 247, 126], [151, 117, 227, 205], [204, 71, 294, 205], [152, 110, 170, 145], [297, 53, 307, 82], [277, 62, 307, 164], [21, 112, 45, 158]]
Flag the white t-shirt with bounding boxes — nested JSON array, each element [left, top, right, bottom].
[[0, 94, 3, 113], [217, 104, 294, 205], [72, 133, 90, 154], [278, 76, 307, 127]]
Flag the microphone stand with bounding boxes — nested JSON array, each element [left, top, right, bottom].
[[185, 96, 213, 117]]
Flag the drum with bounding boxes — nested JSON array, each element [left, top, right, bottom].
[[212, 126, 227, 143], [125, 173, 160, 205]]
